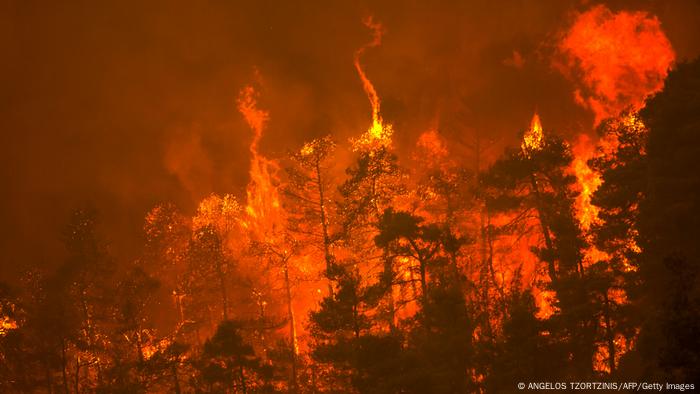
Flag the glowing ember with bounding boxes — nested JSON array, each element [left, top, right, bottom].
[[0, 315, 18, 336], [559, 5, 675, 125]]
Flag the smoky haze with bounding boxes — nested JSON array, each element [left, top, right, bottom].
[[1, 0, 699, 278]]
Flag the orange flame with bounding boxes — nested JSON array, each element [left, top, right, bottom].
[[559, 5, 675, 125], [352, 17, 393, 151], [237, 86, 283, 241], [571, 135, 609, 266], [535, 288, 556, 320], [0, 316, 18, 336], [571, 134, 602, 232], [521, 112, 544, 157]]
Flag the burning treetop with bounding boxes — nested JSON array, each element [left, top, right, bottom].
[[521, 112, 545, 157]]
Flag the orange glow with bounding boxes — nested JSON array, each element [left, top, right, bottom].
[[352, 16, 393, 151], [416, 129, 448, 161], [559, 5, 675, 125]]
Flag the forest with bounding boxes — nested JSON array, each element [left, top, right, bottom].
[[2, 2, 700, 394]]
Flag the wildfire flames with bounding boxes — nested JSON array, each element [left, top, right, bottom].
[[559, 5, 675, 124], [237, 85, 284, 241], [351, 17, 393, 151], [3, 3, 695, 392], [521, 112, 544, 157], [571, 134, 602, 232]]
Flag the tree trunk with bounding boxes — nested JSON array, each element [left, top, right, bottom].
[[383, 249, 396, 330], [603, 292, 616, 373], [44, 357, 53, 394], [74, 357, 80, 394], [315, 160, 335, 297], [530, 174, 557, 282], [172, 362, 181, 394], [218, 262, 229, 320], [283, 257, 298, 392], [61, 340, 70, 394]]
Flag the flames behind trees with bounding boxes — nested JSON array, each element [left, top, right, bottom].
[[2, 4, 699, 393]]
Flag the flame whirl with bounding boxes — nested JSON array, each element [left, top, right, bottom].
[[352, 16, 393, 151], [237, 86, 284, 241]]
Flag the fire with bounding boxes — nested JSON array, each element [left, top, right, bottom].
[[535, 289, 556, 319], [141, 337, 173, 360], [558, 5, 675, 125], [571, 134, 602, 232], [237, 84, 307, 360], [237, 86, 283, 240], [571, 135, 610, 266], [521, 112, 544, 156], [0, 300, 19, 336], [352, 16, 393, 151], [0, 315, 18, 336], [300, 141, 315, 157]]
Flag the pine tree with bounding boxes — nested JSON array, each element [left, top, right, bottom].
[[309, 264, 395, 393], [182, 225, 230, 337], [632, 59, 700, 381], [284, 136, 339, 296], [338, 146, 406, 329], [588, 113, 648, 375], [484, 122, 596, 377], [195, 320, 265, 393]]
